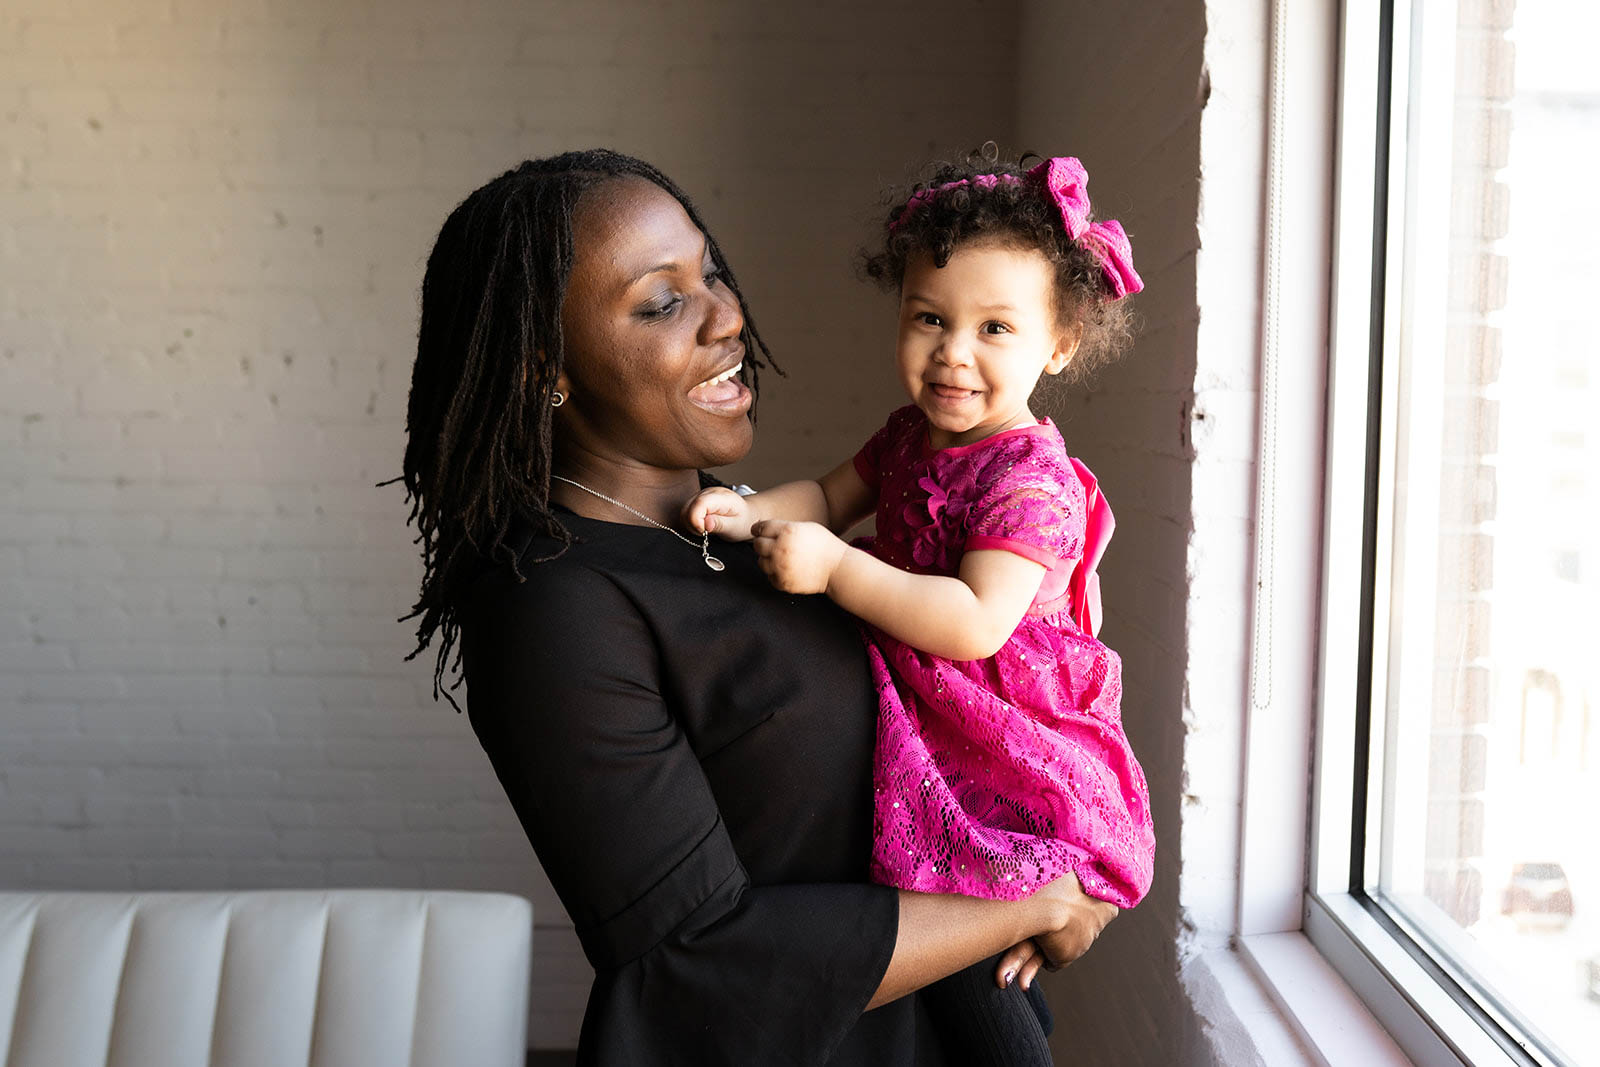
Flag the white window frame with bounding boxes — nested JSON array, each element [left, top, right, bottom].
[[1237, 0, 1578, 1063]]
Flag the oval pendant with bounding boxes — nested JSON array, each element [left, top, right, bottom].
[[704, 554, 725, 572]]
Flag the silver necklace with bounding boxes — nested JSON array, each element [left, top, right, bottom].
[[551, 475, 725, 572]]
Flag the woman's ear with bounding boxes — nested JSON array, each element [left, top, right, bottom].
[[524, 357, 571, 404], [1045, 328, 1082, 376]]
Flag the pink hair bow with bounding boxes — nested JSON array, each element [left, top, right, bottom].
[[1079, 219, 1143, 299], [889, 155, 1144, 300], [1027, 156, 1092, 239], [1028, 156, 1144, 299]]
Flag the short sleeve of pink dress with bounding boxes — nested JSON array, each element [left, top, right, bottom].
[[855, 407, 1155, 907]]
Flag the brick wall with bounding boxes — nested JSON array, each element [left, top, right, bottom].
[[0, 0, 1019, 1047], [1423, 0, 1517, 929], [1016, 0, 1224, 1061]]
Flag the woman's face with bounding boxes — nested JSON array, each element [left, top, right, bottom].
[[554, 177, 753, 474]]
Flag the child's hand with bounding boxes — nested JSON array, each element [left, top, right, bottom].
[[750, 519, 848, 595], [684, 487, 755, 541]]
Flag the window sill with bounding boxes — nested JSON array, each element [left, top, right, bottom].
[[1188, 929, 1410, 1067]]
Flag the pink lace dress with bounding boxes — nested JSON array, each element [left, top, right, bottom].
[[853, 406, 1155, 906]]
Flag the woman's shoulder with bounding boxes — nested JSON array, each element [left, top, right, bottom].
[[458, 517, 635, 630]]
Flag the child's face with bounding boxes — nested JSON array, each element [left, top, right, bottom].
[[895, 241, 1077, 450]]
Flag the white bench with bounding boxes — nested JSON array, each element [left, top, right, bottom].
[[0, 889, 532, 1067]]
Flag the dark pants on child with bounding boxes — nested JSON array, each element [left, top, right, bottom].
[[923, 950, 1055, 1066]]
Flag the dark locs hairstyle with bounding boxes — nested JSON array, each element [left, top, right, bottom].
[[861, 147, 1136, 381], [395, 149, 775, 709]]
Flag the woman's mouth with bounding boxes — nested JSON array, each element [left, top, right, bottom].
[[689, 362, 751, 414]]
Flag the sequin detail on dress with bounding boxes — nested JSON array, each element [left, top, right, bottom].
[[854, 406, 1155, 906]]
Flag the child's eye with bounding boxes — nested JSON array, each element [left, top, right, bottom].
[[916, 311, 942, 327], [983, 321, 1012, 335]]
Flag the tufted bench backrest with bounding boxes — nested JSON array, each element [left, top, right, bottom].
[[0, 890, 531, 1067]]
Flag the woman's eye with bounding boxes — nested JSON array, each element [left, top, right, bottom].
[[641, 296, 682, 320], [703, 264, 725, 286]]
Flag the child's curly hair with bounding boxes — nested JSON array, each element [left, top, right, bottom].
[[862, 147, 1136, 383]]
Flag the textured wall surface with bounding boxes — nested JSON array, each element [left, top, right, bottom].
[[1016, 0, 1210, 1060], [0, 0, 1019, 1047], [1017, 0, 1268, 1062], [2, 0, 1301, 1058]]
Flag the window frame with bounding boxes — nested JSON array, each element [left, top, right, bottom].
[[1299, 1, 1578, 1064]]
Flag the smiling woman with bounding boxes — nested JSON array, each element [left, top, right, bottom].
[[551, 176, 755, 485], [398, 150, 1118, 1066]]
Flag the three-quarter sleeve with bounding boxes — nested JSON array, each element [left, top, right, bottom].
[[459, 562, 900, 1066]]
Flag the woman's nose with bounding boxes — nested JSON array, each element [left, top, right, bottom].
[[701, 278, 744, 343]]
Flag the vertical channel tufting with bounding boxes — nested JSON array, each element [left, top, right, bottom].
[[0, 892, 529, 1067], [307, 892, 426, 1067], [204, 897, 237, 1067], [209, 893, 327, 1067], [300, 897, 331, 1067], [107, 895, 229, 1067], [0, 900, 41, 1067], [304, 895, 334, 1067], [101, 897, 141, 1067], [409, 893, 531, 1067], [402, 897, 430, 1067], [302, 895, 334, 1067], [1, 895, 134, 1067]]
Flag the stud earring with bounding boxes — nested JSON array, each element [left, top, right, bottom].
[[551, 391, 566, 408]]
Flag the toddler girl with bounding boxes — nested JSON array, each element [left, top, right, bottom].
[[687, 153, 1155, 1061]]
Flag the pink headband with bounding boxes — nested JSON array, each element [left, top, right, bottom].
[[889, 156, 1143, 300]]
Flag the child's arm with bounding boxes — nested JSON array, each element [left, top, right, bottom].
[[751, 523, 1045, 661], [685, 459, 876, 542]]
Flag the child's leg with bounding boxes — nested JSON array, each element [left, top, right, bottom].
[[922, 950, 1054, 1066]]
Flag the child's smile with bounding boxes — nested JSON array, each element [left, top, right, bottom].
[[895, 241, 1077, 450]]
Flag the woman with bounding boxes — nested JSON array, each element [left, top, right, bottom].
[[400, 149, 1117, 1065]]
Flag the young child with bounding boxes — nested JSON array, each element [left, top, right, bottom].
[[687, 153, 1155, 1059]]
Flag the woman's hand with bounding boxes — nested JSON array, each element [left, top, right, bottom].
[[750, 519, 849, 594], [993, 938, 1050, 991], [1025, 871, 1120, 975], [685, 486, 756, 541]]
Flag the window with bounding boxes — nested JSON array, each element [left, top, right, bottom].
[[1310, 0, 1600, 1063]]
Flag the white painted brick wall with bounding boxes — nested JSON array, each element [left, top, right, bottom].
[[0, 0, 1019, 1048]]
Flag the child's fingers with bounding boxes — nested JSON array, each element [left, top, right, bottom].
[[684, 489, 734, 534], [995, 940, 1039, 989], [750, 518, 785, 540]]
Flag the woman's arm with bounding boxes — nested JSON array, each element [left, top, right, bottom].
[[868, 874, 1118, 1009], [459, 560, 1082, 1057], [750, 525, 1046, 661]]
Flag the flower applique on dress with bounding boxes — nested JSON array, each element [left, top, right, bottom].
[[851, 406, 1155, 907]]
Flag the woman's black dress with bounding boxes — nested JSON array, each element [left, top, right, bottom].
[[457, 509, 951, 1066]]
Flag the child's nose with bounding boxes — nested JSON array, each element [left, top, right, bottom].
[[935, 339, 974, 367]]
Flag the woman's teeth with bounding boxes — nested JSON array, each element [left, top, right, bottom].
[[694, 363, 742, 390]]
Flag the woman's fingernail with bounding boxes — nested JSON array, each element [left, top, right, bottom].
[[1003, 969, 1016, 986]]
